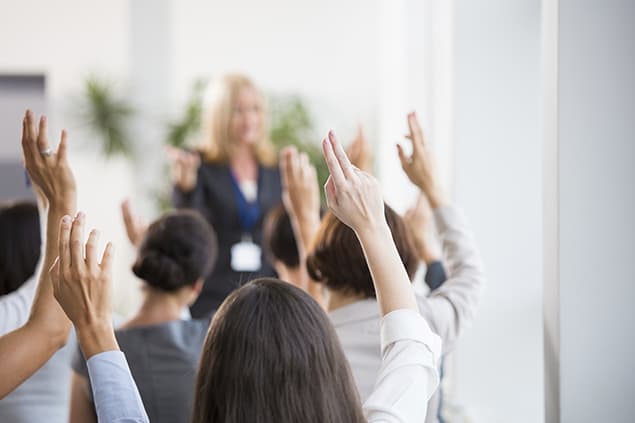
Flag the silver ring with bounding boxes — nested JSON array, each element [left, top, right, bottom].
[[40, 148, 53, 157]]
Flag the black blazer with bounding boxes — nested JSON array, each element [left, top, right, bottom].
[[173, 161, 282, 317]]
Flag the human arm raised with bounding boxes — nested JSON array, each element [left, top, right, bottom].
[[52, 214, 149, 422], [0, 110, 76, 398], [279, 147, 324, 304]]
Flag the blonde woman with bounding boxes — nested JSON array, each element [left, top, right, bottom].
[[170, 74, 282, 317]]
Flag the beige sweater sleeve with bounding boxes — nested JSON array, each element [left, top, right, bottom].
[[417, 206, 485, 353]]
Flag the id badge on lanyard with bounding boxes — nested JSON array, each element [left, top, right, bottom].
[[229, 171, 262, 272]]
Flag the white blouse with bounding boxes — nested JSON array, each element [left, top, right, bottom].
[[86, 309, 441, 423]]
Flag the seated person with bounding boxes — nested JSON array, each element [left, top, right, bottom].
[[0, 111, 76, 417], [70, 209, 217, 423], [282, 113, 485, 423], [0, 200, 75, 423]]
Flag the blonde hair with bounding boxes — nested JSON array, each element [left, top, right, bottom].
[[199, 74, 277, 166]]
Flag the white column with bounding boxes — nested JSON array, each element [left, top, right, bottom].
[[544, 0, 635, 421]]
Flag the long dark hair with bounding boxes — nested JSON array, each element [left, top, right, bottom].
[[192, 278, 365, 423], [0, 201, 41, 296]]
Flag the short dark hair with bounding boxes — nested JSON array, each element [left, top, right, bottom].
[[306, 204, 419, 298], [132, 210, 217, 291], [0, 201, 41, 296], [262, 203, 299, 268], [192, 278, 365, 423]]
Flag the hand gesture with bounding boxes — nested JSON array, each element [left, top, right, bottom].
[[346, 124, 373, 172], [280, 146, 320, 225], [397, 112, 444, 208], [51, 212, 116, 357], [21, 110, 76, 209], [121, 199, 147, 247], [166, 146, 201, 192], [322, 130, 384, 234]]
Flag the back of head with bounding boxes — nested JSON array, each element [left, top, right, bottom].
[[0, 201, 41, 296], [306, 204, 419, 298], [262, 203, 299, 269], [192, 278, 365, 423], [132, 210, 217, 291]]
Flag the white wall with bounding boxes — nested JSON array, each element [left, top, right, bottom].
[[0, 0, 139, 314], [554, 0, 635, 421], [453, 1, 544, 422]]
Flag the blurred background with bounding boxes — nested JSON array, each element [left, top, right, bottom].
[[1, 0, 633, 422]]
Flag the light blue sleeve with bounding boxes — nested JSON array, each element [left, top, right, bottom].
[[86, 350, 149, 423]]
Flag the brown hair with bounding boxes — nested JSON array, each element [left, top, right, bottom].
[[262, 203, 299, 268], [306, 204, 419, 298], [192, 278, 365, 423], [198, 73, 276, 166]]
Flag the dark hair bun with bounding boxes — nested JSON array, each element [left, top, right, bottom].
[[132, 250, 186, 291], [132, 210, 217, 292]]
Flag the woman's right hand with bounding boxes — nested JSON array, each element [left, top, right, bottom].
[[321, 130, 385, 235], [22, 110, 76, 210], [166, 146, 200, 192]]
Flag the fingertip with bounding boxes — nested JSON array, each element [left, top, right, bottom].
[[61, 215, 72, 226]]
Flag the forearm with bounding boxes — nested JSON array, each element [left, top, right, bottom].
[[356, 223, 418, 316], [0, 322, 64, 398], [289, 213, 326, 306], [28, 201, 76, 332]]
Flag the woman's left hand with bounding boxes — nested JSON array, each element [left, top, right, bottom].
[[51, 212, 118, 358]]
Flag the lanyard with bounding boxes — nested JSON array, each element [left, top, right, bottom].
[[228, 169, 261, 233]]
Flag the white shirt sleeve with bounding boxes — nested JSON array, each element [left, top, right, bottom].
[[363, 309, 442, 422], [0, 275, 38, 336]]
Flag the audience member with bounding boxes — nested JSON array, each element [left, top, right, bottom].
[[69, 207, 217, 423], [0, 111, 76, 399], [0, 199, 76, 422], [283, 113, 484, 423]]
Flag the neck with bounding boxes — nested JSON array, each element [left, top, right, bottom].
[[327, 289, 367, 312], [231, 142, 256, 164], [122, 287, 187, 329], [277, 266, 304, 287]]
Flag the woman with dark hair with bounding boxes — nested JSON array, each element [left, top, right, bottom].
[[0, 201, 41, 297], [69, 209, 217, 423], [52, 131, 441, 422], [286, 113, 484, 423]]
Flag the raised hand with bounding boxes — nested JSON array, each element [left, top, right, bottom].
[[346, 124, 373, 172], [166, 146, 201, 192], [121, 199, 147, 247], [51, 212, 118, 358], [397, 112, 444, 208], [21, 110, 76, 209], [322, 130, 384, 234], [280, 146, 320, 226], [321, 130, 417, 315]]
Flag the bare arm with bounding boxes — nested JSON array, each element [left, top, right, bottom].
[[279, 147, 325, 305], [69, 372, 97, 423], [0, 110, 76, 398]]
